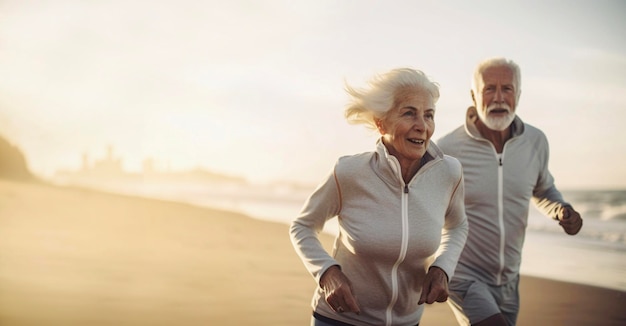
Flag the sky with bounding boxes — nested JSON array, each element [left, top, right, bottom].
[[1, 0, 625, 189]]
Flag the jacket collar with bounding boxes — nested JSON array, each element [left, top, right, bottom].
[[373, 137, 443, 185]]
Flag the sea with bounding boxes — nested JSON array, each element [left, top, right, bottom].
[[55, 178, 626, 292]]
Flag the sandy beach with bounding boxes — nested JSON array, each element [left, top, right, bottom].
[[0, 179, 624, 326]]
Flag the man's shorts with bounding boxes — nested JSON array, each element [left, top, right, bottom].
[[447, 276, 520, 326]]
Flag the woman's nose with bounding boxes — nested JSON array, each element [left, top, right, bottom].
[[413, 116, 425, 130]]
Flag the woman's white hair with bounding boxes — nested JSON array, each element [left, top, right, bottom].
[[344, 68, 440, 129], [471, 57, 522, 98]]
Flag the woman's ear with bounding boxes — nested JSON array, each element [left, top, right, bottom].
[[375, 118, 385, 134]]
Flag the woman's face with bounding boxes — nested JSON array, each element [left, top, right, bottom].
[[377, 89, 435, 168]]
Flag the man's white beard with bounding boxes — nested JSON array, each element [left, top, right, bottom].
[[478, 103, 516, 131]]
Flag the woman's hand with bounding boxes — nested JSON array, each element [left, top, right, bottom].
[[319, 265, 360, 314], [418, 266, 449, 305]]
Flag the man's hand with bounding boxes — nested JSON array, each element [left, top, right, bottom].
[[558, 206, 583, 235], [418, 266, 449, 305], [319, 266, 360, 314]]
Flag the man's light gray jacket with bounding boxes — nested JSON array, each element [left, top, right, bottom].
[[437, 107, 569, 286]]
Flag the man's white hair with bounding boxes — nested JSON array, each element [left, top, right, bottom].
[[471, 57, 522, 99]]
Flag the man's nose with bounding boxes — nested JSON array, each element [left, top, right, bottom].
[[494, 88, 504, 102]]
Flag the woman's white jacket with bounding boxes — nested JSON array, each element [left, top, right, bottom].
[[290, 139, 468, 326]]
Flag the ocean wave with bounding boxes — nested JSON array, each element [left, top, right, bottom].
[[562, 190, 626, 221], [527, 223, 626, 247]]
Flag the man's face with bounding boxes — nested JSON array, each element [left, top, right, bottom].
[[473, 65, 518, 131]]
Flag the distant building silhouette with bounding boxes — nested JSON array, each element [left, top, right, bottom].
[[84, 145, 124, 176], [55, 145, 246, 185]]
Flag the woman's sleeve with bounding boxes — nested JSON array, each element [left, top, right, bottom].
[[289, 163, 342, 284], [431, 162, 469, 280]]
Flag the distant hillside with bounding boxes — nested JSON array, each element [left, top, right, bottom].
[[0, 134, 35, 181]]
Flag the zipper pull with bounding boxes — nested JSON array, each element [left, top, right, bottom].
[[499, 157, 503, 166], [404, 184, 409, 193]]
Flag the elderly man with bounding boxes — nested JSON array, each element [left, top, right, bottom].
[[437, 57, 583, 326]]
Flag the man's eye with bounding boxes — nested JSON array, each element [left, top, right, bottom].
[[425, 113, 434, 119]]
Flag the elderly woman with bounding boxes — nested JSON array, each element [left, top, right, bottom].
[[289, 68, 469, 326]]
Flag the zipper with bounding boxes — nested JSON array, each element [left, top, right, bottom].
[[472, 130, 518, 286], [382, 153, 440, 325], [385, 182, 410, 326], [496, 152, 505, 285]]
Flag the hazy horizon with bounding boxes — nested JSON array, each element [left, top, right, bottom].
[[1, 0, 625, 190]]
